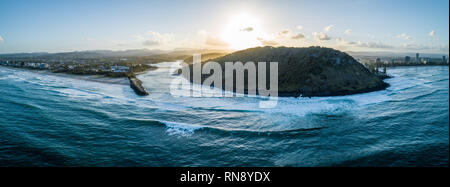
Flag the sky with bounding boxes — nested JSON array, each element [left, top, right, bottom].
[[0, 0, 449, 54]]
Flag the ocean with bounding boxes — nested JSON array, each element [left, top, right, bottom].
[[0, 63, 448, 166]]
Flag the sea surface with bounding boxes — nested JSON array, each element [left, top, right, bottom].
[[0, 63, 448, 166]]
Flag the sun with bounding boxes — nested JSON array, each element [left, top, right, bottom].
[[220, 13, 265, 50]]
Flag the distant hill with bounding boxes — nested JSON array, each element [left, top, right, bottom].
[[185, 46, 389, 97], [0, 49, 164, 58], [182, 52, 228, 64], [0, 48, 232, 60], [0, 52, 50, 58]]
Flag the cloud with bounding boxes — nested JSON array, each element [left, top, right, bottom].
[[336, 37, 448, 52], [396, 43, 449, 52], [397, 43, 445, 51], [257, 37, 278, 46], [198, 30, 229, 47], [324, 25, 334, 32], [132, 35, 145, 40], [409, 44, 449, 52], [400, 43, 422, 49], [142, 40, 160, 46], [336, 37, 393, 49], [336, 37, 356, 45], [356, 41, 393, 49], [197, 29, 208, 35], [133, 31, 174, 48], [397, 33, 412, 40], [296, 25, 303, 30], [129, 31, 175, 48], [205, 36, 228, 46], [84, 37, 95, 41], [344, 29, 352, 34], [291, 33, 305, 40], [146, 31, 174, 45], [429, 30, 435, 37], [148, 31, 173, 41], [313, 32, 331, 41], [278, 29, 291, 35], [0, 35, 3, 43], [240, 27, 253, 32]]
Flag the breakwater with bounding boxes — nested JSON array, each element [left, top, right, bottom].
[[128, 75, 149, 96]]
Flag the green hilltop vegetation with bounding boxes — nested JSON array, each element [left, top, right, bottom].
[[184, 46, 389, 97]]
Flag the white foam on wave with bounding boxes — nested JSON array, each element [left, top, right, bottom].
[[2, 73, 26, 82], [168, 82, 389, 117], [1, 63, 404, 135], [0, 76, 13, 80], [3, 68, 141, 106], [161, 120, 204, 137], [121, 61, 397, 134], [139, 61, 394, 118]]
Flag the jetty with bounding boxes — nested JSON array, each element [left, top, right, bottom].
[[128, 75, 149, 96]]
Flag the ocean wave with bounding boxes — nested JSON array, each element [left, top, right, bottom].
[[4, 70, 137, 105], [3, 99, 45, 111], [392, 89, 441, 102], [122, 116, 326, 138], [1, 63, 426, 137]]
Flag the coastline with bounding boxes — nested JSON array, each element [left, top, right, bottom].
[[0, 65, 129, 85], [0, 65, 152, 95]]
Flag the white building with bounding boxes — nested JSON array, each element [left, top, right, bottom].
[[111, 65, 130, 73]]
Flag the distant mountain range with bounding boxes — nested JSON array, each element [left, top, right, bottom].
[[0, 49, 164, 58], [1, 48, 446, 59], [0, 48, 232, 59]]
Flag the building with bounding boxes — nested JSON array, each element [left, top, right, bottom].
[[443, 56, 447, 63], [405, 56, 411, 63], [416, 53, 420, 63], [376, 58, 381, 63], [111, 65, 130, 73]]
